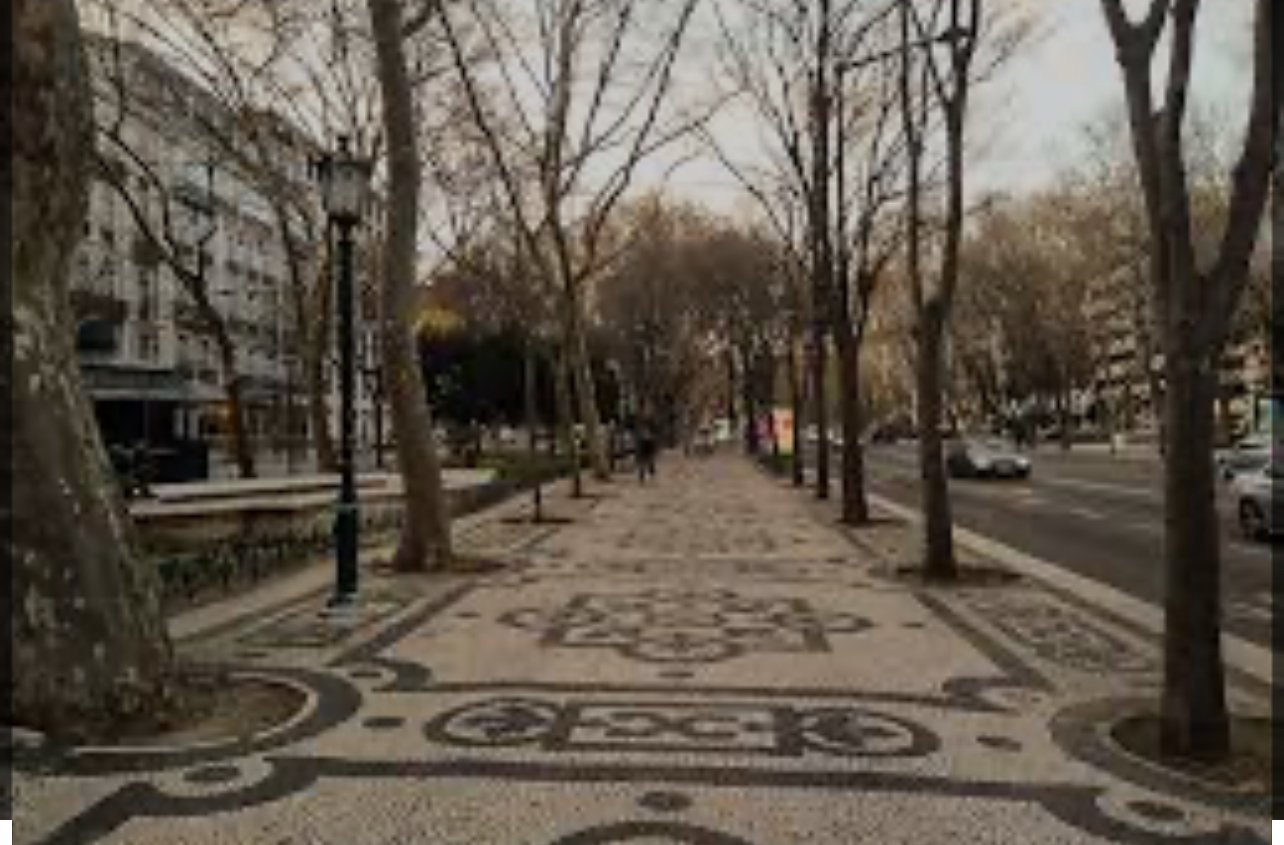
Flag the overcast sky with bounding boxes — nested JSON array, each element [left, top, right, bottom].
[[97, 0, 1255, 229], [659, 0, 1254, 217]]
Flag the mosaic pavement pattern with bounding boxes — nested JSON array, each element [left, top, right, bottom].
[[11, 457, 1271, 844]]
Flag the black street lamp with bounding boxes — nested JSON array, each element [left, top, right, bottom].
[[314, 136, 374, 608]]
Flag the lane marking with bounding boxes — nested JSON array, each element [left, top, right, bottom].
[[869, 492, 1274, 687], [1035, 475, 1160, 503], [868, 455, 1157, 507], [1229, 541, 1273, 559]]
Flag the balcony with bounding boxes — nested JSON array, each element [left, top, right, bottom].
[[71, 289, 128, 324]]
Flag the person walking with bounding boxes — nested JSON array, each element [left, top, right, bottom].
[[635, 418, 658, 484]]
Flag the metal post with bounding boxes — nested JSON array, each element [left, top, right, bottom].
[[330, 220, 360, 606]]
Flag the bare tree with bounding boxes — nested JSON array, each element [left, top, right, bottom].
[[713, 0, 909, 518], [367, 0, 453, 570], [431, 0, 706, 484], [1099, 0, 1276, 760], [12, 0, 173, 738], [688, 222, 793, 455], [897, 0, 984, 580], [698, 124, 812, 480], [953, 192, 1098, 440], [713, 0, 838, 498], [596, 198, 710, 440], [830, 26, 910, 525]]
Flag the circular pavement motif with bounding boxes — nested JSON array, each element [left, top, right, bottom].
[[798, 707, 940, 759], [1050, 697, 1268, 815], [627, 631, 741, 664], [26, 668, 360, 779], [425, 698, 561, 748]]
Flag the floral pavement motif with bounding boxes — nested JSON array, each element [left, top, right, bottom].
[[499, 588, 873, 664]]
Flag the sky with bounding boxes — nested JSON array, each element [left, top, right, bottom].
[[95, 0, 1256, 229], [657, 0, 1255, 217]]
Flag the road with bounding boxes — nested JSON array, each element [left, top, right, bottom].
[[861, 443, 1277, 648]]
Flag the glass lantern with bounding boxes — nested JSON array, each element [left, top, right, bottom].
[[315, 136, 374, 226]]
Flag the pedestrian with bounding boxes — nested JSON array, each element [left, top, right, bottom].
[[635, 419, 658, 484]]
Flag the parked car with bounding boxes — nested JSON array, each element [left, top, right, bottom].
[[946, 437, 1032, 480], [1231, 462, 1283, 539], [1216, 435, 1273, 481]]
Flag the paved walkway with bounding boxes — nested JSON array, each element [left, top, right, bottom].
[[13, 456, 1270, 844]]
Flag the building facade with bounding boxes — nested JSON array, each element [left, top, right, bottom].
[[1084, 259, 1272, 441], [76, 36, 384, 479]]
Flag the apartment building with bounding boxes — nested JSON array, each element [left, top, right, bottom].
[[1084, 260, 1272, 440], [74, 35, 385, 478]]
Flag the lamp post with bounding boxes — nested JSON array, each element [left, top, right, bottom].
[[314, 136, 374, 608]]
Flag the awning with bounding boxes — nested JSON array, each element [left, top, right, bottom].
[[80, 365, 195, 403]]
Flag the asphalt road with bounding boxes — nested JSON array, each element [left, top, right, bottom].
[[862, 443, 1277, 648]]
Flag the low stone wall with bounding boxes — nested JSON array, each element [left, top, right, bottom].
[[135, 472, 542, 605]]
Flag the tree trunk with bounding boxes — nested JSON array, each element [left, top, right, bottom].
[[740, 348, 760, 455], [524, 340, 544, 522], [12, 0, 173, 738], [554, 347, 584, 499], [917, 309, 957, 580], [810, 333, 831, 499], [368, 0, 452, 571], [1159, 355, 1229, 759], [835, 324, 870, 525], [725, 348, 739, 432], [1058, 385, 1073, 451], [788, 335, 807, 487], [564, 287, 610, 481], [1214, 384, 1233, 446], [211, 326, 256, 479]]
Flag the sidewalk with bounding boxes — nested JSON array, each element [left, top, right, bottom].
[[13, 456, 1270, 844]]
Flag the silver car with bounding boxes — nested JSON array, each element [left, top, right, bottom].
[[946, 438, 1032, 479], [1232, 463, 1283, 539], [1216, 435, 1272, 481]]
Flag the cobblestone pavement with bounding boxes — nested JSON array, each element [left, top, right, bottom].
[[13, 456, 1271, 844]]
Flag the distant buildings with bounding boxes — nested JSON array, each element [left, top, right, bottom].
[[859, 255, 1270, 442], [1083, 261, 1159, 434], [1085, 259, 1272, 440]]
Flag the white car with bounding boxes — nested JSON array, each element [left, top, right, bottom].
[[1231, 463, 1283, 539]]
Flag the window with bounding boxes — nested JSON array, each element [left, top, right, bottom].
[[137, 270, 158, 322], [137, 327, 159, 363]]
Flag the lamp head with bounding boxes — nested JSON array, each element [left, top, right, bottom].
[[315, 135, 373, 226]]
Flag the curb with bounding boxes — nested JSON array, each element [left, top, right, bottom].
[[868, 493, 1274, 689]]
